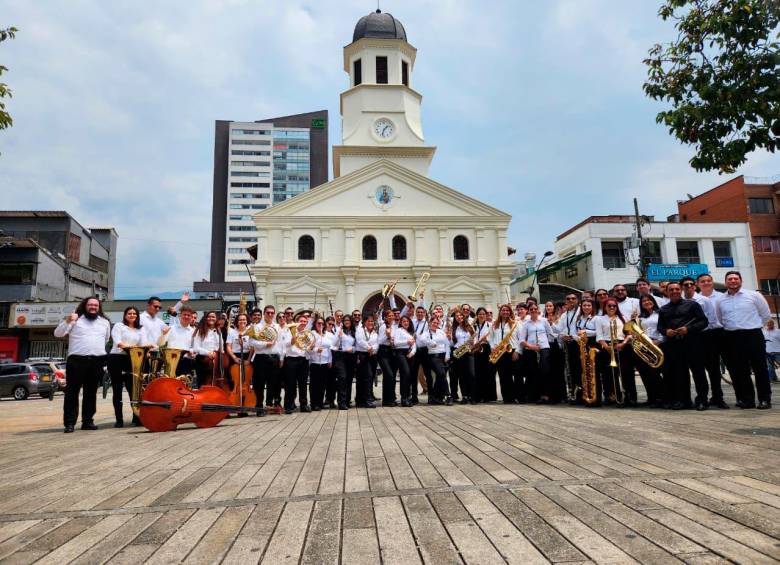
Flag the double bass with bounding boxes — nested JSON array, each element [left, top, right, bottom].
[[227, 326, 256, 415]]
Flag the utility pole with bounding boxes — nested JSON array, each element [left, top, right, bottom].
[[633, 198, 647, 278]]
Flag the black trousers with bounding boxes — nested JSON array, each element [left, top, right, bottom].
[[378, 345, 397, 404], [107, 353, 132, 422], [252, 354, 280, 408], [195, 354, 215, 388], [356, 352, 375, 405], [724, 328, 772, 404], [474, 345, 496, 402], [495, 352, 516, 402], [548, 342, 566, 402], [309, 363, 329, 409], [701, 329, 725, 401], [325, 363, 339, 406], [429, 354, 450, 399], [283, 357, 309, 410], [177, 356, 195, 378], [412, 347, 432, 398], [522, 349, 551, 401], [452, 353, 475, 400], [395, 348, 414, 401], [64, 354, 106, 427], [598, 345, 634, 402], [635, 357, 664, 404], [333, 351, 356, 407], [661, 336, 708, 405]]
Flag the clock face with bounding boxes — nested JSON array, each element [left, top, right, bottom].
[[373, 118, 395, 140]]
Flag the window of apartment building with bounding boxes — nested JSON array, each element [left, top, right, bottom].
[[761, 279, 780, 295], [676, 241, 700, 263], [362, 236, 377, 260], [0, 264, 34, 284], [753, 236, 780, 253], [453, 235, 469, 260], [231, 161, 270, 167], [231, 139, 270, 146], [67, 234, 81, 262], [401, 61, 409, 86], [748, 197, 775, 214], [392, 235, 407, 260], [228, 237, 258, 242], [601, 241, 625, 268], [353, 58, 362, 86], [229, 215, 252, 221], [298, 235, 314, 260], [713, 240, 734, 267], [227, 248, 247, 254], [645, 240, 662, 264], [231, 171, 270, 178], [230, 182, 270, 188], [231, 150, 270, 157], [376, 56, 388, 84], [231, 129, 270, 135], [229, 226, 255, 232]]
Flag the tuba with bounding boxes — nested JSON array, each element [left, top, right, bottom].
[[163, 348, 183, 378], [578, 331, 599, 406], [623, 319, 664, 369], [127, 345, 150, 418]]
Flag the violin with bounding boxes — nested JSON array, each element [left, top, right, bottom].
[[137, 377, 247, 432]]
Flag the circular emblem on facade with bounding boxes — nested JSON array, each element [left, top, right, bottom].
[[371, 185, 397, 210]]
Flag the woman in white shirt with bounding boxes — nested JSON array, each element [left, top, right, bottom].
[[355, 316, 378, 408], [332, 315, 358, 410], [451, 310, 476, 404], [377, 309, 399, 406], [636, 295, 665, 407], [307, 318, 333, 411], [418, 316, 453, 405], [595, 299, 632, 405], [519, 304, 556, 403], [192, 311, 221, 388], [491, 304, 520, 403], [393, 316, 417, 407], [107, 306, 146, 427], [473, 307, 496, 402]]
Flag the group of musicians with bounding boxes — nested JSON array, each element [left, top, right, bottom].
[[53, 269, 775, 433]]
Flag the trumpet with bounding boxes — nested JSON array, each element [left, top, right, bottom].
[[408, 272, 430, 302], [381, 279, 398, 299]]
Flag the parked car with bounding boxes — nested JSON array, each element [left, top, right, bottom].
[[27, 359, 66, 392], [0, 363, 55, 400]]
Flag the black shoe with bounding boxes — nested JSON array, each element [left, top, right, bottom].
[[429, 398, 444, 405], [114, 421, 124, 428], [411, 398, 419, 405], [695, 402, 707, 411], [758, 400, 771, 409], [338, 404, 348, 410], [64, 425, 75, 433], [740, 402, 757, 409], [301, 405, 312, 413], [382, 401, 398, 407], [670, 402, 685, 410], [256, 407, 266, 417], [401, 399, 412, 407], [710, 398, 730, 409], [284, 408, 293, 415], [237, 412, 248, 418], [445, 397, 454, 406], [81, 422, 98, 430], [312, 406, 322, 412]]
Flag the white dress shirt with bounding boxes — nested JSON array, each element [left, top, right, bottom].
[[412, 317, 429, 349], [54, 316, 111, 357], [248, 321, 284, 356], [519, 319, 555, 349], [164, 324, 195, 352], [595, 315, 626, 343], [392, 327, 417, 355], [140, 311, 167, 346], [489, 321, 522, 352], [717, 288, 771, 331], [333, 331, 356, 353], [109, 323, 148, 354], [355, 327, 378, 353], [227, 328, 252, 356], [616, 297, 640, 320], [307, 331, 333, 365], [419, 328, 451, 360], [556, 308, 580, 339], [692, 292, 721, 330], [576, 315, 597, 338], [377, 322, 396, 347], [638, 313, 663, 342], [764, 328, 780, 354], [452, 326, 473, 349], [192, 329, 221, 355]]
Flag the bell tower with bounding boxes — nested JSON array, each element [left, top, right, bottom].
[[333, 10, 436, 178]]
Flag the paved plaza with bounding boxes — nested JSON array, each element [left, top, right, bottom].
[[0, 385, 779, 564]]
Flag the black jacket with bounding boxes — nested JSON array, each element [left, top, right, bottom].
[[657, 299, 708, 337]]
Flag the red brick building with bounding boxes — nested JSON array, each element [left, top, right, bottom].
[[678, 175, 780, 313]]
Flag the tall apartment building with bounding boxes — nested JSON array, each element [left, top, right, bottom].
[[206, 110, 328, 287], [677, 175, 780, 313]]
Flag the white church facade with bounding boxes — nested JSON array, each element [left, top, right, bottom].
[[251, 10, 514, 314]]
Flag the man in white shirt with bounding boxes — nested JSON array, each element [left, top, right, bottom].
[[691, 274, 728, 408], [717, 270, 772, 409], [140, 296, 167, 346], [249, 305, 283, 415], [411, 305, 432, 403], [53, 297, 111, 433], [764, 319, 780, 382], [557, 292, 580, 403]]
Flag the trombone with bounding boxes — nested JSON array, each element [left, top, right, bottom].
[[408, 272, 430, 302], [608, 319, 624, 406]]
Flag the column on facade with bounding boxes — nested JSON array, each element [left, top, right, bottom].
[[344, 229, 356, 266], [414, 227, 425, 265], [438, 228, 448, 265], [475, 227, 485, 265], [321, 229, 330, 265], [496, 229, 509, 264], [282, 228, 292, 263]]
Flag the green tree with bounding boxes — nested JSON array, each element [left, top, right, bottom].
[[1, 26, 18, 133], [644, 1, 780, 173]]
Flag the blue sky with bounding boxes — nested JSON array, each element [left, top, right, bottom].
[[1, 0, 778, 298]]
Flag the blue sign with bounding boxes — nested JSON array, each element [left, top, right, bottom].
[[647, 263, 709, 281], [715, 257, 734, 268]]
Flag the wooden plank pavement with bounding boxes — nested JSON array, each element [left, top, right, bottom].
[[0, 386, 778, 564]]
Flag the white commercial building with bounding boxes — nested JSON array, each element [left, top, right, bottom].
[[249, 10, 514, 314], [513, 215, 757, 298]]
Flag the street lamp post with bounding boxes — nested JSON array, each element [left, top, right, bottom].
[[526, 250, 554, 300]]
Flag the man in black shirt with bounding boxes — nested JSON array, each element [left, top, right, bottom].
[[657, 280, 709, 410]]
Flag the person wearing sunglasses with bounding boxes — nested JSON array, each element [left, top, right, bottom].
[[140, 296, 167, 346], [658, 280, 709, 410]]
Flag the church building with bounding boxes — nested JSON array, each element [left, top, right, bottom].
[[251, 10, 514, 315]]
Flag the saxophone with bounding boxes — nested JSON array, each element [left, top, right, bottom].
[[489, 321, 516, 364], [578, 330, 599, 406]]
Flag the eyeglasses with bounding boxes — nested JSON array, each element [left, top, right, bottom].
[[682, 282, 695, 287], [606, 305, 617, 309], [152, 305, 161, 310]]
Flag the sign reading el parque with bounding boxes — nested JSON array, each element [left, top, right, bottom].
[[647, 263, 709, 281]]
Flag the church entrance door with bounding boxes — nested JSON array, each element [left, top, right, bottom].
[[361, 292, 407, 321]]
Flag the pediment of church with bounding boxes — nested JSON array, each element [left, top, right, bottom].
[[255, 159, 509, 221], [435, 276, 493, 294], [274, 276, 337, 296], [432, 276, 496, 305]]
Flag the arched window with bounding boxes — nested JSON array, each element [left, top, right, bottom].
[[453, 235, 469, 260], [298, 235, 314, 260], [392, 235, 407, 260], [362, 235, 377, 260]]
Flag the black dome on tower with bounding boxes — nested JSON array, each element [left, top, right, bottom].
[[352, 9, 407, 42]]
